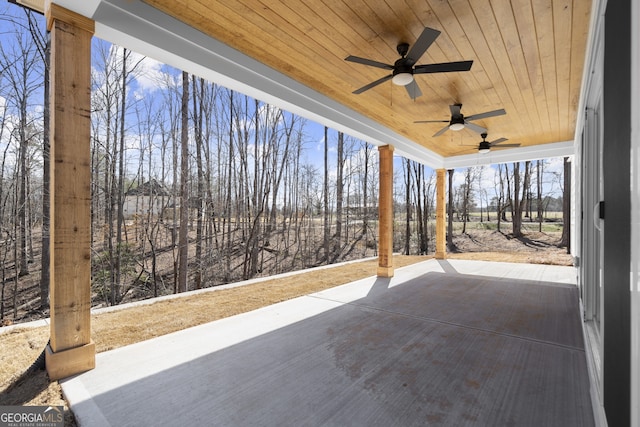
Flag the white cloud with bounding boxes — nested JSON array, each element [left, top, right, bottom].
[[544, 156, 566, 175], [131, 54, 169, 94], [106, 45, 173, 96]]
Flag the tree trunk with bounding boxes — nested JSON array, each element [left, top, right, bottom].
[[17, 71, 29, 277], [404, 159, 411, 255], [334, 131, 344, 259], [522, 161, 531, 225], [362, 142, 370, 254], [511, 163, 521, 237], [224, 92, 234, 282], [537, 160, 544, 232], [114, 48, 129, 304], [461, 167, 473, 235], [447, 169, 455, 251], [560, 157, 571, 251], [193, 76, 204, 289], [423, 171, 434, 253], [39, 35, 51, 309], [511, 161, 530, 238], [413, 164, 427, 254], [323, 126, 330, 263], [504, 164, 512, 223], [496, 165, 503, 232], [177, 71, 190, 293]]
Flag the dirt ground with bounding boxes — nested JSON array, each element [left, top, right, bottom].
[[450, 229, 573, 266], [0, 228, 571, 425]]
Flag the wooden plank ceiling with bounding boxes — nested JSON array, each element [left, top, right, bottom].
[[143, 0, 591, 158]]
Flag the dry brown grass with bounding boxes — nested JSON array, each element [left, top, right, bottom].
[[91, 255, 428, 352], [0, 252, 570, 423], [447, 250, 573, 266]]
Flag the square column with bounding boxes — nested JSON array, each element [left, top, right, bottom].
[[45, 2, 95, 380], [377, 145, 394, 277], [435, 169, 447, 259]]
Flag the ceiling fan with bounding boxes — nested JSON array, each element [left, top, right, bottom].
[[475, 133, 520, 154], [415, 104, 507, 137], [345, 27, 473, 98]]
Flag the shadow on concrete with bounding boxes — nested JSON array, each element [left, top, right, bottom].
[[66, 271, 594, 427]]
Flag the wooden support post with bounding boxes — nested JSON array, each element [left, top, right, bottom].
[[435, 169, 447, 259], [377, 145, 394, 277], [45, 3, 95, 381]]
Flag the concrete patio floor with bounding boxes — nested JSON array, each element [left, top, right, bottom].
[[61, 259, 595, 426]]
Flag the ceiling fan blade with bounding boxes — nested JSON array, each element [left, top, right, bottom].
[[449, 103, 462, 116], [490, 137, 509, 145], [464, 122, 487, 134], [433, 125, 450, 137], [352, 74, 393, 94], [404, 80, 422, 99], [414, 60, 473, 74], [466, 108, 507, 121], [414, 120, 449, 124], [345, 55, 394, 70], [405, 27, 440, 66]]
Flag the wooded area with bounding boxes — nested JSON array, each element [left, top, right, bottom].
[[0, 8, 569, 324]]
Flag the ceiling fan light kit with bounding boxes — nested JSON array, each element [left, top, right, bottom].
[[392, 72, 413, 86], [449, 120, 465, 131]]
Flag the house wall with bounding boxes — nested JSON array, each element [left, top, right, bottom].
[[630, 0, 640, 425], [603, 1, 632, 425], [576, 0, 640, 425], [122, 195, 166, 220], [574, 0, 605, 421]]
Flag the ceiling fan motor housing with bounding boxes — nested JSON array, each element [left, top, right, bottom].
[[479, 141, 491, 152], [449, 115, 465, 127], [396, 42, 410, 57], [393, 59, 413, 76]]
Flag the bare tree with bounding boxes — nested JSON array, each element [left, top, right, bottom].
[[361, 142, 373, 254], [447, 169, 455, 251], [536, 160, 544, 231], [224, 90, 234, 282], [114, 47, 128, 303], [477, 166, 488, 222], [177, 71, 189, 293], [1, 21, 42, 277], [412, 163, 429, 254], [560, 157, 571, 250], [0, 99, 11, 321], [460, 167, 478, 234], [403, 159, 411, 255], [22, 9, 50, 308], [193, 76, 204, 289], [323, 126, 329, 263], [511, 161, 531, 238], [422, 170, 435, 253], [495, 164, 508, 232], [334, 131, 344, 260]]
